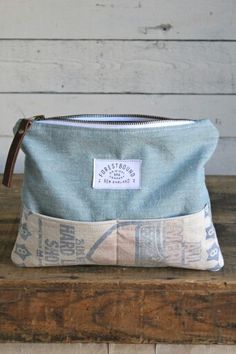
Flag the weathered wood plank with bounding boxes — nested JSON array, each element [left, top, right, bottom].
[[207, 176, 236, 194], [0, 343, 108, 353], [0, 41, 235, 93], [0, 94, 236, 137], [0, 0, 235, 40], [205, 138, 236, 175], [0, 343, 233, 354], [110, 344, 155, 353], [155, 344, 236, 354], [0, 281, 235, 343], [1, 136, 236, 175], [0, 175, 235, 344]]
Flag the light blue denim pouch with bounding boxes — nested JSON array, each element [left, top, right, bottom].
[[2, 114, 224, 270]]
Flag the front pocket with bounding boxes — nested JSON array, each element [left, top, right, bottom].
[[11, 204, 224, 271]]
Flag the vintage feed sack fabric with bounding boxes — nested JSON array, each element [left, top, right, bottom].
[[12, 203, 223, 270]]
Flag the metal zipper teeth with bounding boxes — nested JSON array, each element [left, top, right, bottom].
[[35, 113, 194, 125]]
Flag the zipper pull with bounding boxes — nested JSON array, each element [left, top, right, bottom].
[[2, 115, 45, 188]]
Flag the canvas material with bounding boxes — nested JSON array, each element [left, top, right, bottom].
[[13, 119, 219, 222], [11, 117, 223, 270], [11, 203, 224, 270]]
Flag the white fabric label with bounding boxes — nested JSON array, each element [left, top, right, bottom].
[[93, 159, 142, 189]]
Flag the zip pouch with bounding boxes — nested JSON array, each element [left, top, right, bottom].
[[2, 114, 224, 270]]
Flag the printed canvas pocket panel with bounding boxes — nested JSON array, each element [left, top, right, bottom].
[[12, 204, 224, 271]]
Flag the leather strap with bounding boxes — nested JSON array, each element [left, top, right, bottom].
[[2, 119, 33, 188]]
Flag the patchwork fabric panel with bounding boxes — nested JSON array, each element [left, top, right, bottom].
[[11, 204, 224, 270]]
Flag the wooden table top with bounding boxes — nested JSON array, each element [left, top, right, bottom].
[[0, 175, 235, 344]]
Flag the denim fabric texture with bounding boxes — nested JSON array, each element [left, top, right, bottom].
[[13, 118, 219, 222]]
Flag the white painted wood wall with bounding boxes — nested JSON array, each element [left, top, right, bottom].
[[0, 1, 235, 353], [0, 0, 235, 175]]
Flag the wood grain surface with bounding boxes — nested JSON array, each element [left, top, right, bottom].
[[0, 0, 235, 40], [0, 343, 235, 353], [0, 1, 235, 176], [0, 41, 235, 94], [0, 175, 235, 344]]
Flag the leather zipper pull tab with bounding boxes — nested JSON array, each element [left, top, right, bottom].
[[2, 116, 44, 188]]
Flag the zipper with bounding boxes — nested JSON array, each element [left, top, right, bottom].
[[2, 113, 195, 188], [35, 113, 194, 129]]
